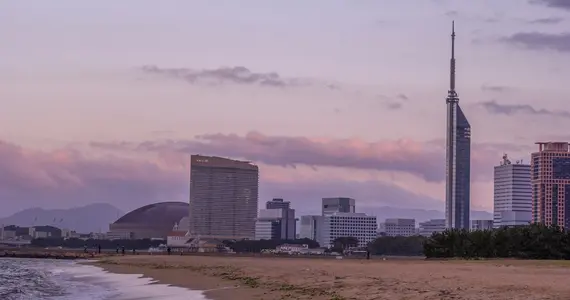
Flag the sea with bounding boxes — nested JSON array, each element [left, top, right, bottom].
[[0, 258, 209, 300]]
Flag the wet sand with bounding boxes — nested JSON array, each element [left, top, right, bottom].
[[92, 255, 570, 299]]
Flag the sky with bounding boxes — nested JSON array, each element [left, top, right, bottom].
[[1, 0, 570, 216]]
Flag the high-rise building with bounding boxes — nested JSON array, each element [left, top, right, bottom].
[[299, 215, 323, 242], [320, 212, 377, 248], [380, 218, 416, 237], [531, 142, 570, 227], [493, 154, 532, 228], [419, 219, 446, 237], [254, 207, 296, 240], [266, 198, 290, 210], [263, 198, 296, 238], [322, 197, 355, 216], [189, 155, 259, 239], [445, 21, 471, 230]]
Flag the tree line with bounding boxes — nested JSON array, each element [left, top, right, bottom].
[[423, 224, 570, 259], [31, 238, 165, 250]]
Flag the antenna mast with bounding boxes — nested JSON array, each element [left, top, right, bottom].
[[450, 21, 455, 92], [446, 21, 458, 103]]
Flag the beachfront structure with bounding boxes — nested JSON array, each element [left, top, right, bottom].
[[493, 154, 532, 228], [445, 21, 471, 230], [255, 208, 296, 240], [531, 142, 570, 228], [322, 197, 355, 216], [320, 212, 377, 248], [471, 219, 493, 231], [418, 219, 446, 237], [299, 215, 323, 242], [189, 155, 259, 240], [380, 218, 416, 237]]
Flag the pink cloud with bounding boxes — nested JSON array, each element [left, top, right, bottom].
[[0, 140, 185, 215], [91, 131, 508, 183]]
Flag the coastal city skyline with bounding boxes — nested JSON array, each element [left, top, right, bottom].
[[2, 1, 570, 217]]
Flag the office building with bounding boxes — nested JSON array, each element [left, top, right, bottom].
[[380, 218, 416, 237], [419, 219, 446, 237], [254, 207, 296, 240], [299, 215, 323, 242], [322, 197, 355, 216], [189, 155, 259, 239], [471, 219, 493, 231], [266, 198, 290, 210], [531, 142, 570, 227], [320, 212, 377, 248], [265, 198, 296, 238], [493, 154, 532, 228], [445, 22, 471, 230]]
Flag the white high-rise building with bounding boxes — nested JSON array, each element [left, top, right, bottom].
[[419, 219, 446, 237], [493, 154, 532, 228], [380, 218, 416, 237], [320, 212, 377, 248]]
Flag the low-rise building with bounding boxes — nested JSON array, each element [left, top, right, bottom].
[[320, 212, 377, 248], [381, 218, 416, 237], [166, 231, 191, 248], [419, 219, 446, 237], [471, 219, 493, 231], [276, 243, 309, 253], [0, 226, 16, 240]]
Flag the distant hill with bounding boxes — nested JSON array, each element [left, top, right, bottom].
[[0, 203, 124, 233]]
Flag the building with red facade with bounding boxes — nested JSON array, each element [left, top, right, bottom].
[[531, 142, 570, 227]]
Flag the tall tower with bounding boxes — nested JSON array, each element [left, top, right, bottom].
[[445, 21, 472, 229], [189, 155, 259, 239], [531, 142, 570, 228]]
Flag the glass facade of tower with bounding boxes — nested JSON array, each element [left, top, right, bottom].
[[445, 103, 471, 229]]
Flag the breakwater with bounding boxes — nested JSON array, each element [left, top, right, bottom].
[[0, 250, 97, 260]]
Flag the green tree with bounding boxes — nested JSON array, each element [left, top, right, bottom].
[[423, 224, 570, 260]]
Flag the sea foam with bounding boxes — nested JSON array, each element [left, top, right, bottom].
[[53, 260, 209, 300]]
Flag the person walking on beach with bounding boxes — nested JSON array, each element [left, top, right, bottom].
[[121, 246, 125, 255], [132, 248, 136, 255], [116, 246, 119, 254], [98, 245, 101, 254], [167, 246, 171, 255]]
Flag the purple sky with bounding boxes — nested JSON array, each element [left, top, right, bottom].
[[1, 0, 570, 216]]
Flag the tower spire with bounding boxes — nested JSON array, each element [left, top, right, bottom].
[[450, 21, 456, 92]]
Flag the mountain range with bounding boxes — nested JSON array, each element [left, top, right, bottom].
[[0, 203, 124, 233], [0, 203, 492, 233]]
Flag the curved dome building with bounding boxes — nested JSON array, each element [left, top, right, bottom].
[[107, 202, 189, 240]]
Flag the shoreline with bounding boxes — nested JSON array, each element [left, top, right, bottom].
[[88, 261, 283, 300], [90, 254, 570, 300]]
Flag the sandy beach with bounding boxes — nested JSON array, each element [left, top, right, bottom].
[[92, 255, 570, 300]]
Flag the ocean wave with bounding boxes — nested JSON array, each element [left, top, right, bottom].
[[0, 258, 210, 300]]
